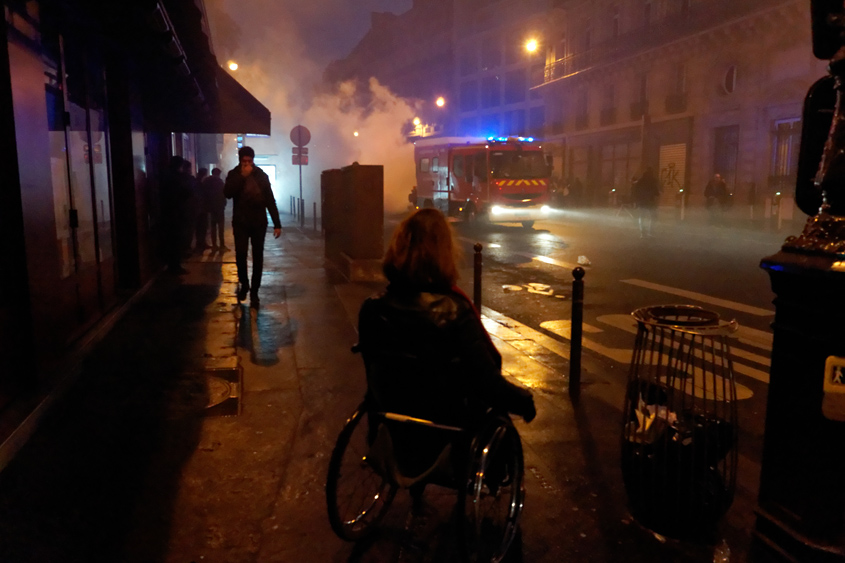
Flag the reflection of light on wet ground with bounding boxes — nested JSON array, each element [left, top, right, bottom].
[[488, 243, 502, 248]]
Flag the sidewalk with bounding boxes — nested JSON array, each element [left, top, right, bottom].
[[0, 214, 761, 562]]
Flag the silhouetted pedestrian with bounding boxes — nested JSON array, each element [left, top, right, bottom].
[[204, 168, 228, 252], [160, 156, 191, 274], [224, 146, 281, 308], [704, 173, 729, 225], [194, 167, 209, 253], [632, 166, 661, 237]]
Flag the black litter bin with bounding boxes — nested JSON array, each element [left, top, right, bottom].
[[621, 305, 739, 540]]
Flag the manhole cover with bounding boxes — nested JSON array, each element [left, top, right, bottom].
[[206, 376, 234, 408], [166, 373, 240, 418]]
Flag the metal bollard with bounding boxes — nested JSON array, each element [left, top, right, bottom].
[[300, 199, 305, 228], [570, 267, 585, 403], [313, 202, 317, 231], [473, 243, 482, 311]]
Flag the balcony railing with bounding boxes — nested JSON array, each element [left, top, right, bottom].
[[665, 93, 688, 114], [539, 0, 780, 87]]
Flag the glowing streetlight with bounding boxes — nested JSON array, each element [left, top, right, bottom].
[[525, 38, 539, 53], [353, 131, 359, 137], [435, 96, 445, 107], [413, 117, 421, 126], [228, 60, 239, 71]]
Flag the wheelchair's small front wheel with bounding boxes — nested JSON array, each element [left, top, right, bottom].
[[458, 418, 525, 563], [326, 402, 397, 541]]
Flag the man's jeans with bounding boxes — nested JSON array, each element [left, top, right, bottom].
[[233, 222, 267, 291]]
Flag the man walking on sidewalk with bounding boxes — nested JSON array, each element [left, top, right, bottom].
[[224, 146, 281, 308]]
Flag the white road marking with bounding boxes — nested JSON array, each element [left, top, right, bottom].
[[483, 307, 761, 396], [621, 279, 774, 317], [595, 314, 769, 384]]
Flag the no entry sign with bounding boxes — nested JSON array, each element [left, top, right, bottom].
[[290, 125, 311, 147]]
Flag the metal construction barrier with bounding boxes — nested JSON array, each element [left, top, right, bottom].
[[621, 305, 739, 540]]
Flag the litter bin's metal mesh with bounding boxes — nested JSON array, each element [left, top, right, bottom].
[[621, 305, 739, 540]]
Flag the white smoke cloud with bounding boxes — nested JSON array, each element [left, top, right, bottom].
[[206, 0, 417, 214]]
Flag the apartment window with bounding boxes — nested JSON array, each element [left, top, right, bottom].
[[672, 62, 687, 93], [575, 89, 589, 129], [554, 33, 567, 62], [602, 84, 615, 110], [505, 33, 524, 65], [638, 73, 648, 102], [529, 106, 545, 137], [460, 42, 479, 76], [420, 158, 430, 172], [460, 80, 478, 111], [481, 34, 502, 70], [481, 113, 501, 135], [481, 75, 501, 108], [504, 69, 527, 104], [505, 109, 526, 135], [432, 157, 439, 172]]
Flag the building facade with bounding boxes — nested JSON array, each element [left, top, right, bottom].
[[323, 0, 454, 136], [452, 0, 548, 138], [0, 0, 268, 451], [535, 0, 821, 213]]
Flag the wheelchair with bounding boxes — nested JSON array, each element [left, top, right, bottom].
[[325, 397, 526, 563]]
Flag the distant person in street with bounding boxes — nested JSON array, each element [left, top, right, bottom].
[[160, 155, 191, 274], [224, 146, 281, 308], [704, 173, 729, 225], [204, 167, 228, 252], [357, 208, 536, 481], [193, 167, 209, 253], [632, 166, 661, 237]]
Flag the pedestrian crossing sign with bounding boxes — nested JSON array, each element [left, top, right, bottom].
[[822, 356, 845, 421]]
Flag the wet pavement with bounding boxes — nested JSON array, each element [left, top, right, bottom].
[[0, 213, 769, 562]]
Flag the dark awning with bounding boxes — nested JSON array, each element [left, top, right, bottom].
[[213, 66, 271, 135]]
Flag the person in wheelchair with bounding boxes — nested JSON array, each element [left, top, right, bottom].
[[357, 208, 536, 488]]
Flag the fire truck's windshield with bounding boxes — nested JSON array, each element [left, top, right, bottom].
[[489, 151, 548, 179]]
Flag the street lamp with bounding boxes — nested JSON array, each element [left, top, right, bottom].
[[525, 38, 539, 53], [228, 60, 238, 71], [353, 131, 359, 137], [436, 96, 445, 107]]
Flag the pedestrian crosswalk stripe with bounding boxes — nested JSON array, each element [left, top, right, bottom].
[[621, 279, 774, 317], [484, 307, 758, 397], [595, 314, 771, 369]]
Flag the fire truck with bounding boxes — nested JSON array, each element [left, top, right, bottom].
[[411, 136, 553, 228]]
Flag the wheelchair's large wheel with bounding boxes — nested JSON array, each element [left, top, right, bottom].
[[458, 418, 525, 563], [326, 403, 397, 541]]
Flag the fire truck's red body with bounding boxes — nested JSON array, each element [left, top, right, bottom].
[[411, 136, 552, 228]]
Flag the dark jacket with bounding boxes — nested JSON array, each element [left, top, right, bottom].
[[632, 170, 661, 208], [223, 165, 281, 229], [357, 283, 535, 428], [202, 175, 226, 214]]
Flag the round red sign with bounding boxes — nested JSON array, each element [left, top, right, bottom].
[[290, 125, 311, 147]]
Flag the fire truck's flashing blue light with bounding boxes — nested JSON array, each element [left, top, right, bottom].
[[487, 136, 536, 143]]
